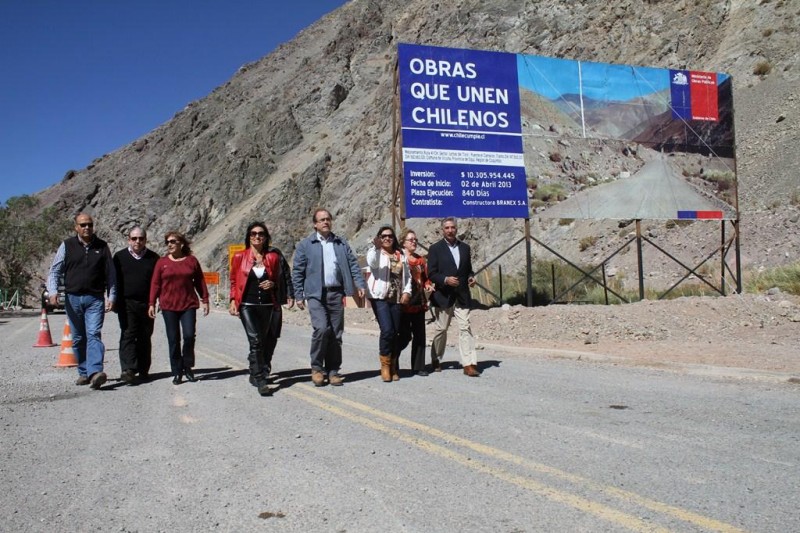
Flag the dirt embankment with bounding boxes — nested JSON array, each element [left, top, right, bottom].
[[282, 292, 800, 378]]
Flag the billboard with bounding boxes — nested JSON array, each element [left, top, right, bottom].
[[398, 44, 737, 220], [398, 43, 528, 218]]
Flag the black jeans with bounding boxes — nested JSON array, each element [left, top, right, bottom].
[[399, 310, 427, 371], [239, 304, 280, 378], [162, 308, 196, 377], [117, 299, 155, 375]]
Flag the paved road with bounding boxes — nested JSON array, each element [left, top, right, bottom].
[[1, 310, 798, 532], [543, 155, 736, 220]]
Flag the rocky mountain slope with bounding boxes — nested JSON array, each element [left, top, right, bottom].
[[32, 0, 800, 293]]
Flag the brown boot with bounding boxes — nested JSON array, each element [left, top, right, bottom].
[[391, 357, 400, 381], [379, 355, 392, 382], [463, 365, 481, 377], [311, 370, 325, 387]]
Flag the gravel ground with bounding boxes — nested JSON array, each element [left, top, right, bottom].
[[282, 291, 800, 379]]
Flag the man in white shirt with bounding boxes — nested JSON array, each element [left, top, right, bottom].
[[427, 217, 480, 377], [292, 209, 366, 386]]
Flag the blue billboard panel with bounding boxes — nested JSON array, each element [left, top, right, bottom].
[[405, 162, 527, 218], [398, 44, 522, 136], [398, 43, 528, 219]]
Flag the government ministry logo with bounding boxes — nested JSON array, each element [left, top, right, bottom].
[[672, 71, 688, 85]]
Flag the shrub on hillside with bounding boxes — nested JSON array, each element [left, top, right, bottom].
[[0, 196, 72, 302]]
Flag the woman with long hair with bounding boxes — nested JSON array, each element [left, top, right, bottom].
[[366, 225, 411, 382], [229, 222, 294, 396], [398, 227, 433, 376], [148, 231, 209, 385]]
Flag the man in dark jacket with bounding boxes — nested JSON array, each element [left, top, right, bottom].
[[47, 213, 116, 389], [427, 217, 480, 377], [113, 227, 159, 384]]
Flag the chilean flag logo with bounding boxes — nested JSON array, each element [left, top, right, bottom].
[[670, 69, 719, 122]]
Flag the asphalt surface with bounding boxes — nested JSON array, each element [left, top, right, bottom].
[[1, 309, 798, 532], [543, 155, 736, 220]]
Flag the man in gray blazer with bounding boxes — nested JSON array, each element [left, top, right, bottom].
[[292, 208, 366, 386], [427, 217, 480, 377]]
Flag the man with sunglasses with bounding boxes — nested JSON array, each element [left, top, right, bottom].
[[292, 209, 366, 387], [113, 227, 159, 384], [47, 213, 117, 389]]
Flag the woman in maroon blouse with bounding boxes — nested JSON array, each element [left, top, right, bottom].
[[148, 231, 209, 385]]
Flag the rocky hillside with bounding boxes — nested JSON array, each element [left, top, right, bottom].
[[32, 0, 800, 291]]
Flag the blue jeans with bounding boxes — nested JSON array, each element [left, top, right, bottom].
[[370, 299, 402, 357], [161, 309, 196, 377], [65, 293, 106, 377]]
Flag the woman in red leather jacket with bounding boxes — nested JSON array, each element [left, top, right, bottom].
[[229, 222, 294, 396]]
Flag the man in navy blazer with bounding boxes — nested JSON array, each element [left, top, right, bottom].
[[427, 217, 481, 377]]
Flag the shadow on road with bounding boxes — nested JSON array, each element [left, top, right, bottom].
[[196, 367, 248, 381], [271, 367, 314, 390]]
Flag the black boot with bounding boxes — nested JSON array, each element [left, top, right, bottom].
[[257, 380, 272, 396], [250, 373, 271, 395], [413, 345, 428, 376]]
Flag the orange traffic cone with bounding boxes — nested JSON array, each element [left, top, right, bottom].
[[33, 308, 57, 347], [54, 321, 78, 368]]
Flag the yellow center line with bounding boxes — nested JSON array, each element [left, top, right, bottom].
[[196, 347, 243, 369], [299, 384, 747, 533], [195, 347, 746, 533], [285, 386, 673, 533]]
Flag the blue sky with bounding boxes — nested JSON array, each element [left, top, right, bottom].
[[517, 53, 730, 103], [517, 54, 672, 102], [0, 0, 348, 204]]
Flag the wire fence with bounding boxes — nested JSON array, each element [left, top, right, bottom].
[[0, 288, 22, 310]]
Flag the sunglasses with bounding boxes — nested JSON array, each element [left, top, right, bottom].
[[78, 223, 94, 228], [130, 236, 146, 241], [165, 239, 180, 245], [250, 231, 266, 237], [379, 234, 394, 239]]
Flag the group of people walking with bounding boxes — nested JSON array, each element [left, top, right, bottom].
[[46, 209, 480, 396], [361, 215, 481, 381], [47, 215, 210, 389]]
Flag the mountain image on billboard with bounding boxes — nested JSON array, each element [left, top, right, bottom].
[[516, 54, 736, 220]]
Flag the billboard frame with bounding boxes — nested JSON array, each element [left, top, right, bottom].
[[391, 46, 742, 305]]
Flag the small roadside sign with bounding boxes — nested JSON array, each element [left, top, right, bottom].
[[228, 244, 246, 272]]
